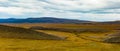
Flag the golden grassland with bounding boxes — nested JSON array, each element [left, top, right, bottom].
[[3, 23, 120, 29], [0, 30, 119, 51], [0, 23, 120, 51]]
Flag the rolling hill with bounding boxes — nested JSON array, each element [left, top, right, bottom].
[[0, 17, 91, 23], [0, 25, 64, 40]]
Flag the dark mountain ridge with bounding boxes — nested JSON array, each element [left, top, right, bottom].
[[0, 17, 91, 23], [0, 17, 120, 24]]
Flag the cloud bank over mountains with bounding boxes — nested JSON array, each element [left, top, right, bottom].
[[0, 0, 120, 21]]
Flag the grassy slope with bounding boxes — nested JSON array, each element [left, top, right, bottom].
[[0, 24, 120, 51], [0, 25, 64, 40], [0, 30, 119, 51], [38, 30, 120, 51]]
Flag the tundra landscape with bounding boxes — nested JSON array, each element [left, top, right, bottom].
[[0, 18, 120, 51], [0, 0, 120, 51]]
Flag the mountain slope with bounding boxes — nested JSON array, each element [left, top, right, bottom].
[[0, 25, 64, 40], [0, 17, 91, 23]]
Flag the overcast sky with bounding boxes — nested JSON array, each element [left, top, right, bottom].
[[0, 0, 120, 21]]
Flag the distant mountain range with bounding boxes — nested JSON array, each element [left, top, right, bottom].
[[0, 17, 91, 23], [0, 17, 120, 24]]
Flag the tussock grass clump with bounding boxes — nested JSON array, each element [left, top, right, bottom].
[[0, 25, 65, 40]]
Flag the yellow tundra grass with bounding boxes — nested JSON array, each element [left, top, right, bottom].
[[0, 23, 120, 51]]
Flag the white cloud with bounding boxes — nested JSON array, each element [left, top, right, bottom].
[[80, 13, 120, 21], [0, 0, 119, 21], [0, 7, 38, 15], [47, 0, 107, 10], [0, 0, 8, 2]]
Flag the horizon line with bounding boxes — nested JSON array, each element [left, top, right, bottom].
[[0, 17, 119, 22]]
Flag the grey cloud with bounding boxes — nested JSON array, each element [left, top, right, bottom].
[[0, 0, 120, 21]]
